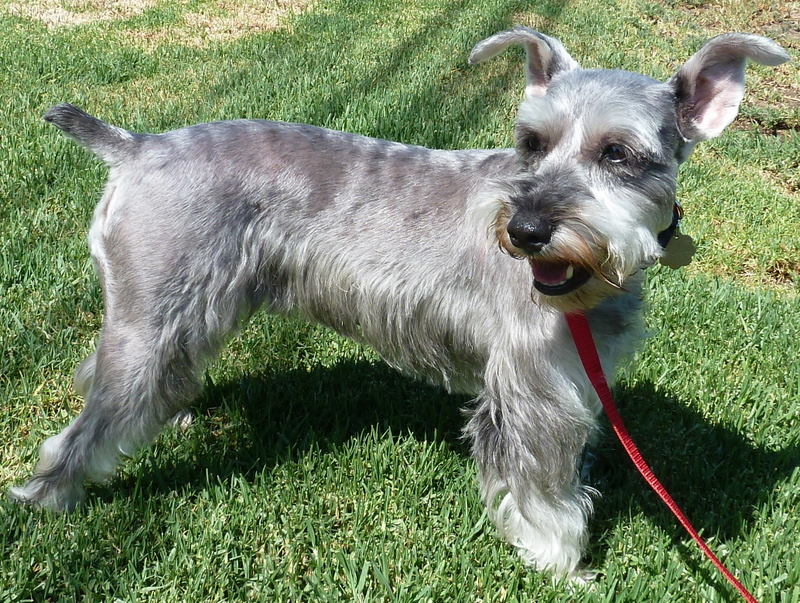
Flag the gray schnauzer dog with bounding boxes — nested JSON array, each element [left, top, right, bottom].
[[11, 28, 788, 579]]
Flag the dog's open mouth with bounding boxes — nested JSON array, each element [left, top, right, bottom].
[[529, 261, 591, 296]]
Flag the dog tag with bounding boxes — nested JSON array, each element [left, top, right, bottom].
[[659, 228, 696, 269]]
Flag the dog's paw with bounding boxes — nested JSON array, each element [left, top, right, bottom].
[[569, 567, 600, 584], [8, 477, 85, 512], [170, 408, 194, 432]]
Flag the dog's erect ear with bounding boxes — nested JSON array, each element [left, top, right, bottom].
[[670, 33, 789, 142], [469, 26, 579, 98]]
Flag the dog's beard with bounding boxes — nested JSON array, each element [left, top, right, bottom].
[[493, 210, 628, 311]]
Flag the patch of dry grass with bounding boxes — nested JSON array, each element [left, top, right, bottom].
[[5, 0, 158, 27], [3, 0, 316, 47]]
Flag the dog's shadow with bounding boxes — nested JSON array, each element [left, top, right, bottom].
[[117, 359, 797, 552], [586, 380, 798, 569], [122, 359, 470, 495]]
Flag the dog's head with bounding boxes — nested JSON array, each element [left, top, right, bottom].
[[471, 27, 788, 311]]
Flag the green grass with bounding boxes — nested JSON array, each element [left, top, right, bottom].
[[1, 0, 798, 600]]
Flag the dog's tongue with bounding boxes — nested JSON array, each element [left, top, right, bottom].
[[531, 262, 570, 285]]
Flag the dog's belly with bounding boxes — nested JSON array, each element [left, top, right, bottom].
[[261, 239, 494, 395]]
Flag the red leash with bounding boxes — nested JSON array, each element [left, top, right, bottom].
[[564, 311, 757, 603]]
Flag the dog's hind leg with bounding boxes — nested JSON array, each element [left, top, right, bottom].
[[8, 302, 214, 510], [10, 201, 262, 510]]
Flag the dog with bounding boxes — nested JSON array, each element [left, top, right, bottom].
[[10, 28, 788, 580]]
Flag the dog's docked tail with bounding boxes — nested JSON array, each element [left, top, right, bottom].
[[44, 103, 139, 165]]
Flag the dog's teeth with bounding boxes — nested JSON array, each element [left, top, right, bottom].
[[553, 265, 574, 286]]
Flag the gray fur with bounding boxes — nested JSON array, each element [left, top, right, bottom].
[[11, 29, 788, 579], [44, 103, 139, 164]]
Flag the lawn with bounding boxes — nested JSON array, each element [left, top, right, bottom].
[[0, 0, 798, 601]]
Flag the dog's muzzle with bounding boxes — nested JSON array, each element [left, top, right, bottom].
[[506, 215, 592, 296]]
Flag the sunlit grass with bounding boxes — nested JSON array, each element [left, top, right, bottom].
[[1, 0, 798, 600]]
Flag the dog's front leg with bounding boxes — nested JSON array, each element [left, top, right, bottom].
[[466, 360, 597, 579]]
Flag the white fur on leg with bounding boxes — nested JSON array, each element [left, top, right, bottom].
[[493, 488, 596, 580], [8, 429, 86, 510], [7, 478, 86, 511], [170, 408, 194, 432], [8, 414, 145, 511]]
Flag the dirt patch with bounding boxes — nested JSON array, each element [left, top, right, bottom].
[[738, 111, 800, 137], [729, 256, 800, 294], [178, 1, 314, 44], [766, 258, 800, 285], [124, 0, 316, 48], [675, 1, 799, 42], [644, 2, 798, 107], [5, 0, 158, 28], [4, 0, 315, 46]]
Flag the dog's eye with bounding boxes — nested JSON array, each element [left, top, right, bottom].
[[601, 143, 629, 164]]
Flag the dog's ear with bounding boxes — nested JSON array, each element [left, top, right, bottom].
[[469, 26, 579, 99], [670, 33, 789, 142]]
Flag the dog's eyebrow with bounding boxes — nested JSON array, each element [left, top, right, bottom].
[[516, 96, 568, 142], [582, 113, 664, 157], [587, 127, 656, 154]]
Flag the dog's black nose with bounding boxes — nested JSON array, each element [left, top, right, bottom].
[[506, 215, 554, 253]]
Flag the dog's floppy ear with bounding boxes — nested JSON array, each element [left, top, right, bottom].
[[670, 33, 789, 142], [469, 26, 579, 99]]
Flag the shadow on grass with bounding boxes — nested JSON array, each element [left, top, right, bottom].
[[122, 359, 796, 549], [6, 357, 795, 601], [120, 359, 471, 497], [587, 381, 798, 567]]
